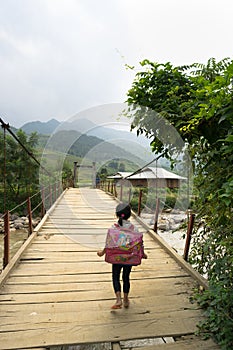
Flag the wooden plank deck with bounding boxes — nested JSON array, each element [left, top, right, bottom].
[[0, 188, 219, 350]]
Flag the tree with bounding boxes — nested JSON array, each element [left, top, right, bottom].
[[126, 58, 233, 348], [62, 162, 73, 188], [118, 162, 125, 172], [0, 130, 40, 211]]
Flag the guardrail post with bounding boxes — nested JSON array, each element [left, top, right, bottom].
[[41, 187, 46, 218], [92, 162, 96, 188], [183, 212, 195, 261], [73, 162, 78, 188], [27, 197, 33, 236], [49, 184, 52, 208], [114, 183, 117, 197], [128, 187, 131, 204], [120, 182, 123, 201], [3, 211, 10, 268], [153, 198, 160, 233], [138, 189, 143, 216], [54, 182, 57, 201]]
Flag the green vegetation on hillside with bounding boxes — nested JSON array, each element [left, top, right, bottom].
[[0, 130, 40, 213]]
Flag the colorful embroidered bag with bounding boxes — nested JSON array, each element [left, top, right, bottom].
[[105, 224, 143, 265]]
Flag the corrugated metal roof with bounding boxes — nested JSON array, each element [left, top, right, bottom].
[[107, 172, 132, 179], [107, 168, 186, 180]]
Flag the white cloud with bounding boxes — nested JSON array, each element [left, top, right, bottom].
[[0, 0, 233, 127]]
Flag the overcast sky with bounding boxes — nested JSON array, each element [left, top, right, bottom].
[[1, 0, 233, 128]]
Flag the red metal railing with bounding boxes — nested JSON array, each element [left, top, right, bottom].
[[1, 182, 62, 270]]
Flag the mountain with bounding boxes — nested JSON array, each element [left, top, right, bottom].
[[19, 117, 158, 164], [58, 119, 154, 163], [40, 129, 145, 168], [21, 118, 150, 148], [20, 118, 60, 134]]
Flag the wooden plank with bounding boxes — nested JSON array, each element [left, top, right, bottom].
[[5, 273, 191, 285], [26, 240, 164, 250], [0, 316, 203, 350], [0, 308, 203, 332], [0, 284, 195, 304], [0, 231, 38, 288], [112, 343, 121, 350], [1, 276, 195, 294], [0, 295, 198, 315], [19, 252, 173, 263], [6, 263, 186, 278]]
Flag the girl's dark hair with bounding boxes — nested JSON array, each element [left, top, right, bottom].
[[116, 202, 131, 226]]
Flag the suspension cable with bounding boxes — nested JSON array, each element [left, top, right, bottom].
[[125, 151, 166, 179], [3, 124, 7, 212], [0, 117, 57, 180]]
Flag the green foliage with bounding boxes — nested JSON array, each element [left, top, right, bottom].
[[62, 162, 74, 188], [121, 186, 184, 213], [0, 130, 40, 213], [126, 57, 233, 348], [97, 159, 138, 182]]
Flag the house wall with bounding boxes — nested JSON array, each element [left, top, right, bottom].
[[128, 178, 181, 189]]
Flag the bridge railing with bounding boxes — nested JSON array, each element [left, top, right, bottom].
[[99, 179, 195, 261], [0, 182, 63, 271], [99, 179, 161, 230]]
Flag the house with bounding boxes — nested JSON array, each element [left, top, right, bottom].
[[107, 167, 186, 189]]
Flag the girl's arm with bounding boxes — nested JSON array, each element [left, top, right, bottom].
[[97, 248, 106, 257], [142, 240, 148, 259]]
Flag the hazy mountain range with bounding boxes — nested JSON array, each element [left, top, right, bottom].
[[20, 118, 60, 134], [20, 118, 158, 165]]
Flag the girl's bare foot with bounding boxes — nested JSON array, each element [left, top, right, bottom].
[[111, 292, 122, 309], [111, 300, 122, 309], [123, 293, 130, 308]]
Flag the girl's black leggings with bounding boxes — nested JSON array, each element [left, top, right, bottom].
[[112, 264, 132, 293]]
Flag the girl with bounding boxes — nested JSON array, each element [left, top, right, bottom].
[[97, 202, 147, 309]]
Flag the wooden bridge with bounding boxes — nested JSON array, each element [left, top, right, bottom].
[[0, 188, 219, 350]]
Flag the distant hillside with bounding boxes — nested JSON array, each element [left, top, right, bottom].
[[20, 118, 150, 148], [20, 118, 60, 134], [19, 117, 161, 165], [44, 129, 144, 165]]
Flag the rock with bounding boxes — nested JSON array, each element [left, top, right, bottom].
[[32, 219, 40, 227], [10, 214, 19, 221], [14, 222, 24, 229], [158, 219, 170, 231], [173, 215, 186, 224], [0, 214, 41, 231], [23, 218, 29, 225]]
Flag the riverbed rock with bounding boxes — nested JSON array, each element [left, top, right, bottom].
[[0, 215, 41, 233], [10, 214, 19, 221], [14, 222, 25, 229]]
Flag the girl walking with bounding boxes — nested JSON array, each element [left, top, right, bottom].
[[97, 202, 147, 309]]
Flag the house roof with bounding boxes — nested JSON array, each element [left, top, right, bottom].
[[108, 167, 186, 180], [107, 172, 132, 179], [128, 167, 186, 180]]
